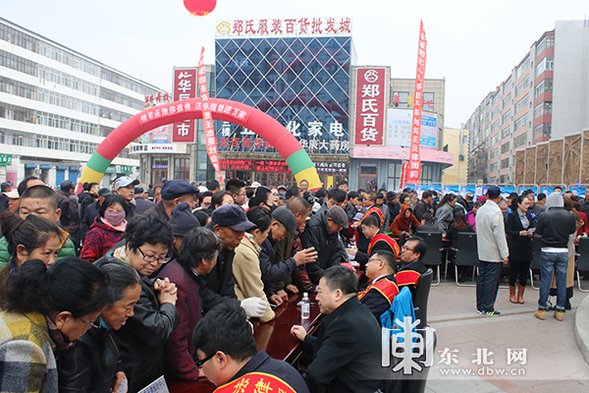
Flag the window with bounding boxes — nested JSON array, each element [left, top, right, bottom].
[[536, 34, 554, 56], [490, 162, 498, 172], [501, 141, 510, 154], [514, 134, 526, 148], [502, 110, 511, 125], [387, 162, 402, 191], [534, 102, 552, 119], [534, 79, 553, 98], [490, 148, 499, 159], [515, 57, 530, 79], [503, 93, 512, 109], [533, 123, 551, 140], [492, 106, 500, 120], [491, 120, 500, 134], [501, 158, 509, 169], [491, 135, 499, 146], [515, 76, 529, 96], [515, 94, 528, 114], [535, 57, 554, 77], [515, 114, 528, 131], [501, 126, 511, 138], [420, 165, 433, 184], [174, 158, 190, 181]]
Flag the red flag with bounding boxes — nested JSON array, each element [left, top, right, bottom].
[[198, 47, 224, 185], [407, 21, 427, 185]]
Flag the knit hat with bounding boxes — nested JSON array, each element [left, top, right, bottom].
[[546, 192, 564, 209], [169, 202, 200, 236]]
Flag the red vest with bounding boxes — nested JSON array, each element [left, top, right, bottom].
[[215, 372, 297, 393], [368, 234, 401, 257], [358, 276, 399, 304]]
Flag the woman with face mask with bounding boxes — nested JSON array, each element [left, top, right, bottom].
[[0, 257, 109, 393], [58, 261, 141, 393], [80, 195, 128, 262]]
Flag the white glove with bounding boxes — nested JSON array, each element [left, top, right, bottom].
[[240, 297, 267, 318]]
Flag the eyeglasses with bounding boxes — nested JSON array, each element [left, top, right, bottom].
[[194, 352, 216, 369], [402, 246, 415, 252], [80, 317, 100, 329], [137, 247, 171, 264], [368, 258, 384, 264]]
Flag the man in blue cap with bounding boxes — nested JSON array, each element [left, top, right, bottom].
[[143, 179, 199, 221], [475, 186, 509, 316], [203, 204, 267, 317]]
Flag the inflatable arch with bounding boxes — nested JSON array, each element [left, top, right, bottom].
[[79, 98, 322, 191]]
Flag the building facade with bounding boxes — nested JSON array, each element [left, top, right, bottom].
[[441, 127, 469, 185], [214, 17, 354, 187], [349, 74, 451, 191], [132, 66, 215, 187], [0, 17, 165, 188], [466, 22, 587, 185]]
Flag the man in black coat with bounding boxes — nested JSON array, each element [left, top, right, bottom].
[[291, 266, 384, 393], [301, 206, 349, 284]]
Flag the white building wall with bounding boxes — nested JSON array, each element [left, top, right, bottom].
[[552, 20, 589, 140]]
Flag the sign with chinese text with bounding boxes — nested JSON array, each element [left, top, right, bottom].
[[130, 144, 183, 154], [216, 17, 352, 38], [352, 146, 452, 165], [386, 109, 437, 149], [406, 21, 427, 185], [354, 68, 386, 146], [314, 161, 349, 175], [198, 48, 223, 184], [144, 92, 172, 108], [149, 125, 172, 144], [0, 154, 12, 166], [219, 159, 291, 173], [172, 68, 197, 143]]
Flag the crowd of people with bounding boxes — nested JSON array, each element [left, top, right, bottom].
[[0, 174, 584, 392]]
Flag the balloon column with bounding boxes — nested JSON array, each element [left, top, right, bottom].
[[183, 0, 217, 16]]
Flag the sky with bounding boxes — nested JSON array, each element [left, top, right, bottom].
[[2, 0, 588, 128]]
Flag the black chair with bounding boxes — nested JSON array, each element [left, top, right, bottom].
[[414, 268, 433, 329], [415, 232, 443, 286], [529, 234, 543, 290], [451, 232, 479, 287], [576, 237, 589, 293], [398, 231, 408, 247]]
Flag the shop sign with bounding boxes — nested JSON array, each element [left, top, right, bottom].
[[0, 154, 12, 166], [216, 17, 352, 38], [314, 161, 348, 174], [354, 68, 386, 146], [172, 68, 197, 143]]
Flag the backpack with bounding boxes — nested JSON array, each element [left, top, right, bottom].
[[380, 286, 416, 342]]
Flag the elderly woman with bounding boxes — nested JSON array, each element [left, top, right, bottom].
[[97, 214, 179, 393], [0, 211, 62, 277], [58, 261, 141, 393], [80, 194, 128, 262], [0, 258, 109, 393], [159, 227, 223, 381]]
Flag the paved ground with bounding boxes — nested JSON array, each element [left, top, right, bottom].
[[423, 278, 589, 392]]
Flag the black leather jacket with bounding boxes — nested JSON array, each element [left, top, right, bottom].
[[96, 254, 180, 393], [58, 323, 122, 393]]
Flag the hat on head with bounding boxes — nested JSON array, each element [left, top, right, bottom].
[[134, 186, 144, 195], [326, 205, 348, 228], [352, 212, 364, 222], [251, 181, 262, 189], [2, 190, 19, 199], [465, 191, 475, 198], [161, 179, 199, 200], [60, 180, 75, 192], [277, 185, 287, 192], [546, 192, 564, 209], [98, 187, 112, 197], [272, 207, 297, 236], [211, 204, 256, 232], [486, 186, 501, 199], [376, 192, 384, 199], [198, 185, 208, 193], [113, 176, 139, 190], [169, 202, 201, 236]]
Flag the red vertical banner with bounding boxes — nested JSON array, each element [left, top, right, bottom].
[[354, 68, 386, 145], [172, 68, 197, 143], [198, 47, 224, 185], [406, 21, 427, 185]]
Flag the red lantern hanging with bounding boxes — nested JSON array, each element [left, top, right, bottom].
[[183, 0, 217, 16]]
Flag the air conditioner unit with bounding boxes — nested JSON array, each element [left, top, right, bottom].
[[459, 155, 465, 161]]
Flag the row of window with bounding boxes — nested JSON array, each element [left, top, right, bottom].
[[1, 22, 160, 98], [534, 79, 553, 98], [502, 109, 511, 125], [533, 123, 551, 140], [100, 86, 144, 111], [0, 48, 36, 76], [534, 101, 552, 119], [536, 35, 555, 57], [535, 57, 554, 78], [39, 64, 99, 96], [0, 127, 97, 154], [515, 57, 530, 80], [0, 102, 101, 135]]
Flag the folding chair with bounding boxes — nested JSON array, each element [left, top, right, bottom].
[[451, 232, 479, 287], [416, 232, 443, 286], [529, 235, 542, 290], [576, 237, 589, 293]]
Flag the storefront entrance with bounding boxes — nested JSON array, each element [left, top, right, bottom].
[[358, 165, 378, 192]]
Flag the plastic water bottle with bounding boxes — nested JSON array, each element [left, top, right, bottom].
[[301, 292, 310, 320]]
